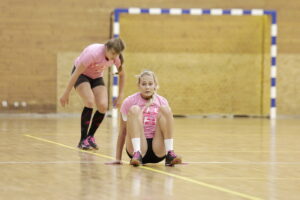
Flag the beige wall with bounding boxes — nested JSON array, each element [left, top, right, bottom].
[[0, 0, 299, 116]]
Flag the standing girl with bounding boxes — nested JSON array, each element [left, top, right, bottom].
[[60, 38, 125, 150], [112, 70, 182, 166]]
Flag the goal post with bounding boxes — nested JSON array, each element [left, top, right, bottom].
[[111, 8, 277, 119]]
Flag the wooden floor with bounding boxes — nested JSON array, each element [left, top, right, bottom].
[[0, 115, 299, 200]]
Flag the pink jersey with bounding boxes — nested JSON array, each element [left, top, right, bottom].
[[120, 92, 169, 139], [74, 44, 121, 79]]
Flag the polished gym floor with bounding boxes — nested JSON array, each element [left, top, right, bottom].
[[0, 115, 299, 200]]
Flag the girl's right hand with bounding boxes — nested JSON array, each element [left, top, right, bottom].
[[60, 93, 69, 107]]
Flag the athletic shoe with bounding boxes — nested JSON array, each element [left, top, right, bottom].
[[77, 138, 92, 150], [130, 151, 142, 167], [165, 150, 182, 166], [87, 136, 99, 150]]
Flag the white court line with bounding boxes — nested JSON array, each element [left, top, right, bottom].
[[186, 161, 300, 165], [3, 160, 298, 166], [0, 161, 107, 165], [24, 134, 263, 200], [189, 177, 300, 180], [179, 150, 300, 153]]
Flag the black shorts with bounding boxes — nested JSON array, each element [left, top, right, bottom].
[[71, 66, 105, 89], [126, 138, 166, 164]]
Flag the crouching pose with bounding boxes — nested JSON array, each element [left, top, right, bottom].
[[60, 38, 126, 150], [113, 70, 182, 166]]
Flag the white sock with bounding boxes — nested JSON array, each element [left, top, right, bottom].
[[131, 138, 141, 153], [164, 139, 174, 153]]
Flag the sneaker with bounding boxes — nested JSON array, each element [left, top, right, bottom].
[[87, 136, 99, 150], [165, 150, 182, 166], [77, 138, 92, 150], [130, 151, 142, 167]]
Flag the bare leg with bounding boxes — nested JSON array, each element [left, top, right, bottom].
[[83, 86, 108, 149], [75, 82, 95, 150], [158, 106, 174, 140], [76, 82, 95, 108], [125, 106, 148, 157], [152, 116, 166, 158], [92, 86, 108, 113], [152, 106, 173, 157], [152, 106, 182, 166]]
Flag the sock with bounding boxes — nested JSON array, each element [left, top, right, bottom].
[[81, 107, 93, 141], [164, 139, 174, 153], [87, 111, 105, 137], [131, 138, 141, 153]]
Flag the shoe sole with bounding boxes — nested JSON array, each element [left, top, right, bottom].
[[78, 146, 93, 151], [90, 145, 99, 150], [166, 158, 182, 166], [88, 141, 99, 150], [130, 159, 141, 167], [91, 146, 99, 150]]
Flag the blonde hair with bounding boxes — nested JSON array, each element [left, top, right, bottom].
[[105, 38, 125, 54], [136, 70, 159, 109]]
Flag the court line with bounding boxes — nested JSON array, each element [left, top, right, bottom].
[[24, 134, 117, 160], [24, 134, 263, 200], [185, 161, 300, 165], [139, 166, 263, 200], [180, 150, 300, 153], [4, 159, 298, 181], [3, 160, 299, 166], [0, 161, 109, 164]]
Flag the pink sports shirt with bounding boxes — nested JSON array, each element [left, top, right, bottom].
[[120, 92, 169, 139], [74, 44, 121, 79]]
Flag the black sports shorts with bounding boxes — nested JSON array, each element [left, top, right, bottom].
[[126, 138, 166, 164], [71, 66, 105, 89]]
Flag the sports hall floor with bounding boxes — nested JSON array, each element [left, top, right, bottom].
[[0, 115, 299, 200]]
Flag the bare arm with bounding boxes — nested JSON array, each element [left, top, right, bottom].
[[115, 69, 125, 106], [59, 64, 86, 107], [113, 54, 125, 108], [115, 117, 127, 162]]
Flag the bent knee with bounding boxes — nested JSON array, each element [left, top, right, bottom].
[[128, 105, 141, 116], [97, 103, 108, 113], [159, 106, 173, 116], [85, 100, 95, 108]]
